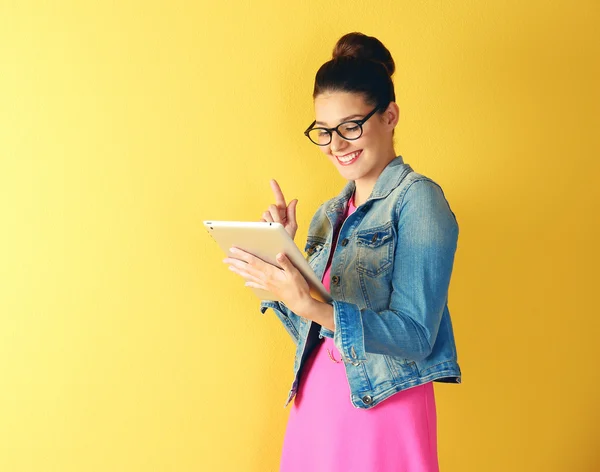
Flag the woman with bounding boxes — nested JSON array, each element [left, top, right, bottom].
[[224, 32, 461, 472]]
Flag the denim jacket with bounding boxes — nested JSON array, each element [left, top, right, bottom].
[[260, 155, 461, 409]]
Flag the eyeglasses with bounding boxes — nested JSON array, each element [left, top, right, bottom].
[[304, 106, 381, 146]]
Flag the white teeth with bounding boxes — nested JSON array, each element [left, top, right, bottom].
[[337, 151, 361, 163]]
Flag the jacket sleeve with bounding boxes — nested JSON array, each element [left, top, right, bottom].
[[332, 179, 459, 362], [259, 300, 302, 345]]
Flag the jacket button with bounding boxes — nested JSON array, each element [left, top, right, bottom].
[[331, 275, 340, 285], [341, 238, 349, 246], [362, 395, 373, 404], [371, 233, 378, 243]]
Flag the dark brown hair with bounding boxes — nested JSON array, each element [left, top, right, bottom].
[[313, 32, 396, 109]]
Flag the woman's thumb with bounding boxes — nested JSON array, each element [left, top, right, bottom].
[[276, 253, 292, 271]]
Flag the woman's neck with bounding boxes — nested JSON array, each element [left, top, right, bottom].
[[352, 151, 397, 206], [353, 183, 374, 208]]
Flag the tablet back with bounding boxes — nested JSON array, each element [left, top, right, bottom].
[[204, 220, 332, 303]]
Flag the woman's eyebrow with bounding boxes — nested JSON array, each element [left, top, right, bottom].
[[315, 114, 364, 126]]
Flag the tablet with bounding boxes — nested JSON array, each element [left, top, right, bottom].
[[203, 220, 332, 303]]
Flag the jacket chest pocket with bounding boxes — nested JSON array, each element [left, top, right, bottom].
[[356, 223, 395, 277]]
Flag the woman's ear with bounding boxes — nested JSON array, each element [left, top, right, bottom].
[[383, 102, 400, 128]]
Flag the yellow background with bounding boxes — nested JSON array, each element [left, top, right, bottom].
[[1, 1, 599, 471]]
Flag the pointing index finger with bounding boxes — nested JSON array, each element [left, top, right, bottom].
[[270, 179, 287, 209]]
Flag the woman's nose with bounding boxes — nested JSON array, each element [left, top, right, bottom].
[[330, 132, 347, 152]]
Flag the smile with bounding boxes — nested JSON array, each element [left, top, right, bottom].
[[335, 150, 362, 166]]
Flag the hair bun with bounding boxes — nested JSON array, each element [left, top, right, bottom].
[[332, 32, 395, 76]]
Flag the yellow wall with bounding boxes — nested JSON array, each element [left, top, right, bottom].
[[1, 1, 598, 471]]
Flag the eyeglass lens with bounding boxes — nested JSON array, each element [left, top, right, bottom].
[[307, 122, 362, 145]]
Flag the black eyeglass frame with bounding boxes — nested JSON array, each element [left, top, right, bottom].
[[303, 106, 382, 146]]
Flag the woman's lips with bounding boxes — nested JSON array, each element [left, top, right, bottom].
[[335, 150, 362, 166]]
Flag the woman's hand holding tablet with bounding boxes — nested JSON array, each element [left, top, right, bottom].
[[224, 247, 313, 313]]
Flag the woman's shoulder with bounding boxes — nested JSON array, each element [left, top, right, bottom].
[[393, 172, 459, 227], [380, 164, 447, 202]]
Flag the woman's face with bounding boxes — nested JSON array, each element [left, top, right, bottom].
[[312, 91, 397, 184]]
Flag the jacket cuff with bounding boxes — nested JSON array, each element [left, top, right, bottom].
[[332, 300, 367, 362], [259, 299, 300, 344], [260, 300, 280, 315]]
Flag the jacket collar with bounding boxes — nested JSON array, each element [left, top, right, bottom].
[[327, 155, 413, 212]]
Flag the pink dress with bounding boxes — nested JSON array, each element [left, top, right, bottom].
[[280, 195, 440, 472]]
